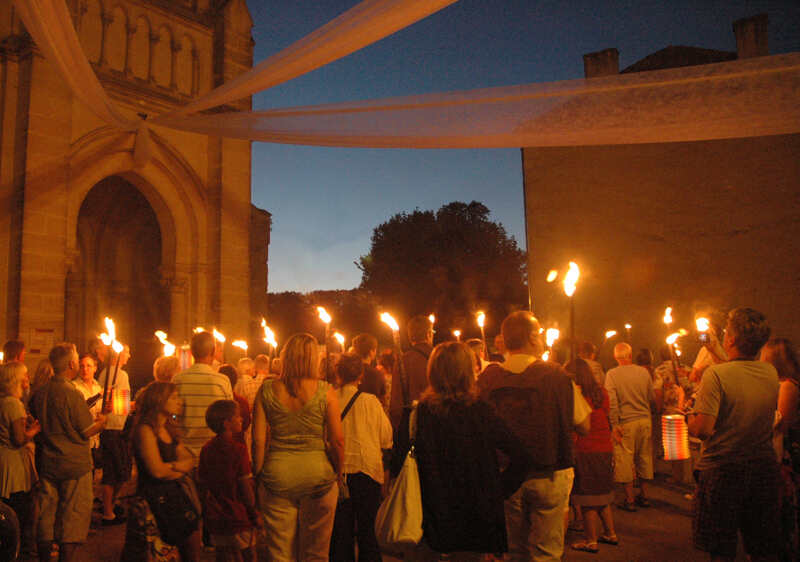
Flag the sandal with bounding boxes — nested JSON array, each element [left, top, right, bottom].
[[599, 534, 619, 546], [571, 541, 599, 553]]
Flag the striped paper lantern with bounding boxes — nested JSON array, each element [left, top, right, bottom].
[[662, 414, 690, 460]]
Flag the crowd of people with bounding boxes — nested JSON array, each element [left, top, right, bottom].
[[0, 305, 796, 561]]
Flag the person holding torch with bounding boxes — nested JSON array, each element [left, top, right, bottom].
[[387, 315, 433, 429]]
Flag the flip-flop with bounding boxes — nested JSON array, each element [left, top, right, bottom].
[[599, 534, 619, 545], [571, 541, 599, 553]]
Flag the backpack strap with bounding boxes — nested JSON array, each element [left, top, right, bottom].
[[340, 390, 362, 420]]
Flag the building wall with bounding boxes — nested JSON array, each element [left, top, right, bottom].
[[0, 0, 264, 370], [522, 134, 800, 348]]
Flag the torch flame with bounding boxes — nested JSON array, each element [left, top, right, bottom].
[[605, 330, 617, 340], [0, 352, 4, 362], [675, 347, 682, 357], [546, 328, 560, 348], [104, 317, 116, 341], [476, 311, 486, 328], [428, 314, 435, 324], [111, 340, 124, 353], [563, 262, 580, 297], [232, 340, 248, 351], [666, 332, 681, 345], [317, 307, 331, 325], [193, 326, 205, 334], [663, 307, 673, 325], [696, 317, 710, 333], [625, 323, 632, 330], [546, 269, 558, 283], [154, 331, 176, 357], [380, 312, 399, 332], [261, 319, 278, 348], [212, 329, 226, 343], [333, 332, 345, 347], [542, 350, 550, 361], [678, 328, 689, 336], [453, 329, 461, 340], [99, 333, 113, 346]]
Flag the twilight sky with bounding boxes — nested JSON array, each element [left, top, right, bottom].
[[248, 0, 800, 293]]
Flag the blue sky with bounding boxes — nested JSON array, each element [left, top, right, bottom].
[[248, 0, 800, 292]]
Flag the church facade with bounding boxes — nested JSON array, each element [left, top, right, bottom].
[[0, 0, 269, 380]]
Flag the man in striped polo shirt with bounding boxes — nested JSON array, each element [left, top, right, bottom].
[[174, 331, 233, 456]]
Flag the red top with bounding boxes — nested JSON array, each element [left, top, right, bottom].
[[199, 434, 254, 535], [575, 389, 613, 453]]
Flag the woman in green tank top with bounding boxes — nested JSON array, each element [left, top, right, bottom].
[[252, 333, 345, 561]]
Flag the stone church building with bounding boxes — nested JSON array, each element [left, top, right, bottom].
[[523, 14, 800, 349], [0, 0, 270, 381]]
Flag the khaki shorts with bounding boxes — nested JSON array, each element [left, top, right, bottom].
[[613, 417, 654, 483], [38, 472, 93, 543]]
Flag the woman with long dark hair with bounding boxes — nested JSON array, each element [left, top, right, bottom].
[[252, 333, 345, 561], [567, 358, 618, 554], [122, 382, 200, 562], [394, 341, 530, 560], [761, 338, 800, 561]]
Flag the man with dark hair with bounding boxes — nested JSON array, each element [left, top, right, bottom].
[[689, 307, 779, 561], [174, 331, 233, 456], [352, 333, 385, 404], [578, 341, 604, 387], [2, 340, 25, 363], [388, 315, 433, 428], [478, 311, 591, 562], [30, 343, 106, 562]]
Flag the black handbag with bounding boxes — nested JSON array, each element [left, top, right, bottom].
[[140, 478, 199, 546]]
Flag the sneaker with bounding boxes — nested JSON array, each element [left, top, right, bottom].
[[635, 495, 651, 508], [101, 515, 126, 526]]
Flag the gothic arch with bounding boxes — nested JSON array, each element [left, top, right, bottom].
[[65, 126, 210, 339]]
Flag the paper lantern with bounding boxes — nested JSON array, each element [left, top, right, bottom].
[[179, 345, 192, 371], [112, 389, 130, 416], [662, 414, 690, 460]]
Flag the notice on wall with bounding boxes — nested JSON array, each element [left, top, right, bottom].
[[29, 328, 55, 355]]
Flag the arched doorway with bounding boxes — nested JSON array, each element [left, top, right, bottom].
[[65, 175, 169, 388]]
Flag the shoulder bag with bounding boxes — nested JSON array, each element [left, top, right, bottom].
[[374, 405, 422, 549]]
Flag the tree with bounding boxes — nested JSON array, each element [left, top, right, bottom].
[[357, 201, 527, 341]]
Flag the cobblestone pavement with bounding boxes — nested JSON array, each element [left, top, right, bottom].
[[40, 473, 738, 561]]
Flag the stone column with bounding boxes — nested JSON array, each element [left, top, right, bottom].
[[191, 48, 199, 95], [99, 11, 113, 66], [148, 32, 159, 83], [161, 271, 190, 344], [124, 23, 136, 76], [170, 38, 181, 90]]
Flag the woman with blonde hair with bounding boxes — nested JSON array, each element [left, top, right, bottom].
[[393, 342, 530, 560], [0, 361, 40, 550], [252, 333, 345, 561]]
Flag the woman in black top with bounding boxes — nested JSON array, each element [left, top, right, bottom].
[[394, 342, 531, 559]]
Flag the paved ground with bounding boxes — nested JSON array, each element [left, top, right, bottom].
[[54, 473, 741, 561]]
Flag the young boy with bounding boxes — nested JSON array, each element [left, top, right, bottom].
[[199, 400, 261, 562]]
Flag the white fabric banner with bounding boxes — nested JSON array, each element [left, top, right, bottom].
[[14, 0, 800, 149]]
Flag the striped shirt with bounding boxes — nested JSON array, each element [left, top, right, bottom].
[[174, 363, 233, 455]]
